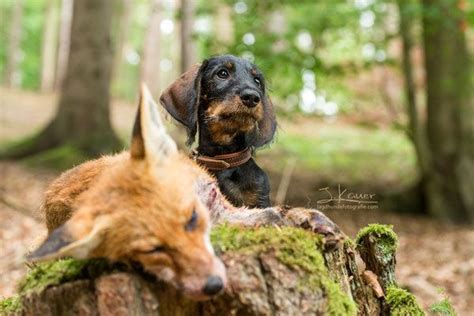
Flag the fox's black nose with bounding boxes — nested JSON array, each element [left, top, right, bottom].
[[202, 275, 224, 296], [240, 89, 260, 108]]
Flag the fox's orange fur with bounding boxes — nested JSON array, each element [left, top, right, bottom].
[[31, 84, 343, 301], [30, 85, 225, 300]]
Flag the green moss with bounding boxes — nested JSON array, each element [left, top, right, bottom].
[[211, 225, 356, 315], [343, 237, 356, 249], [430, 299, 456, 316], [0, 296, 22, 315], [355, 224, 399, 257], [0, 133, 40, 158], [386, 285, 425, 316], [430, 291, 457, 316], [18, 258, 121, 294], [21, 145, 89, 170]]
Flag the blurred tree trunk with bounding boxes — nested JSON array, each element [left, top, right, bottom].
[[54, 0, 73, 90], [1, 0, 121, 159], [112, 0, 132, 79], [215, 5, 233, 47], [180, 0, 197, 73], [141, 0, 161, 97], [397, 0, 427, 173], [4, 0, 23, 88], [421, 0, 473, 223], [41, 0, 60, 92]]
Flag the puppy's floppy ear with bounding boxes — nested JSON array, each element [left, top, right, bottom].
[[27, 215, 110, 262], [160, 62, 207, 145], [253, 95, 277, 147]]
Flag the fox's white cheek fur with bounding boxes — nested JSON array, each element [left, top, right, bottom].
[[204, 226, 214, 255], [154, 267, 175, 283]]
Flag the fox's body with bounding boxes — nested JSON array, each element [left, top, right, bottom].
[[31, 85, 343, 301], [31, 86, 226, 300], [42, 153, 126, 233]]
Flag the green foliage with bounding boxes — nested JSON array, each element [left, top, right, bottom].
[[111, 0, 150, 100], [386, 285, 425, 316], [21, 145, 90, 170], [355, 223, 399, 257], [430, 289, 457, 316], [430, 299, 457, 316], [0, 1, 11, 79], [0, 296, 22, 315], [196, 0, 394, 113], [0, 0, 45, 88], [0, 135, 92, 171], [20, 0, 45, 89], [260, 123, 417, 187], [211, 225, 357, 315]]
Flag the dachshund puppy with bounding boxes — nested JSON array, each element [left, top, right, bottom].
[[160, 55, 276, 208]]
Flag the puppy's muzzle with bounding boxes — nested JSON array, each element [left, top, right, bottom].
[[239, 89, 260, 108]]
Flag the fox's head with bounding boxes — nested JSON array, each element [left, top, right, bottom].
[[28, 85, 226, 300]]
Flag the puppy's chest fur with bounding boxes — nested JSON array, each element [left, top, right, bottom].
[[211, 159, 270, 208]]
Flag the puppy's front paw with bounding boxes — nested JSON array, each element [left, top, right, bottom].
[[284, 208, 344, 251]]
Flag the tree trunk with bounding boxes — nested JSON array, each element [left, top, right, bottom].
[[1, 0, 121, 159], [422, 0, 474, 223], [41, 0, 60, 92], [397, 0, 430, 176], [141, 0, 161, 97], [180, 0, 197, 73], [111, 0, 132, 81], [2, 225, 425, 315], [54, 0, 73, 90], [4, 0, 23, 88]]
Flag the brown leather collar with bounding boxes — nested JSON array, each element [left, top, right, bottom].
[[191, 147, 252, 171]]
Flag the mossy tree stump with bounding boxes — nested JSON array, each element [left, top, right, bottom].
[[1, 225, 424, 316]]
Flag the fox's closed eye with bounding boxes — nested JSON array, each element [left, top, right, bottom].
[[185, 209, 198, 231], [144, 245, 166, 253]]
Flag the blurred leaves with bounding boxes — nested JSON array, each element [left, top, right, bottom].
[[0, 0, 471, 114]]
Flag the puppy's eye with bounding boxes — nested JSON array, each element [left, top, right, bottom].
[[217, 69, 230, 79], [254, 77, 262, 86], [185, 209, 198, 231]]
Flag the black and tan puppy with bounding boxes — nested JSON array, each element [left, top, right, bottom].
[[160, 55, 276, 208]]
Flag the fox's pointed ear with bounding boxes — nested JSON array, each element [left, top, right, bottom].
[[27, 218, 108, 262], [159, 62, 207, 145], [131, 83, 178, 162]]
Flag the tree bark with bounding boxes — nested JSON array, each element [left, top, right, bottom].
[[397, 0, 430, 177], [54, 0, 73, 90], [2, 224, 428, 316], [41, 0, 60, 92], [180, 0, 197, 73], [422, 0, 474, 223], [111, 0, 132, 80], [4, 0, 23, 88], [7, 236, 384, 315], [1, 0, 121, 159]]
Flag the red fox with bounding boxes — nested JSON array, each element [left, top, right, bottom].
[[29, 84, 342, 301]]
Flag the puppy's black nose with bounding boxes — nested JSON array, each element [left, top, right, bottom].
[[240, 89, 260, 108], [202, 275, 224, 296]]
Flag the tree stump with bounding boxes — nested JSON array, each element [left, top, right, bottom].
[[0, 225, 424, 316]]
